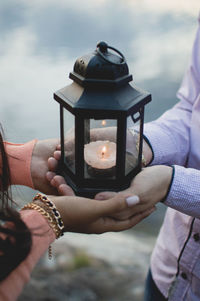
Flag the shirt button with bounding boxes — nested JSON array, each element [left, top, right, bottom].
[[193, 233, 200, 242], [181, 272, 187, 280]]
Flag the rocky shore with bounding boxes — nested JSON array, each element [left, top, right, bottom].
[[18, 232, 156, 301], [14, 188, 162, 301]]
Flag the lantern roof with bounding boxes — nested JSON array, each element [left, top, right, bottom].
[[54, 42, 151, 116], [69, 41, 132, 88], [54, 82, 150, 117]]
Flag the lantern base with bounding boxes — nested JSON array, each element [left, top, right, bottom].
[[87, 165, 116, 178], [60, 172, 133, 198], [73, 184, 131, 198], [58, 162, 141, 198]]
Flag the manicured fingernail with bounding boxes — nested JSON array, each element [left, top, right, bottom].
[[126, 195, 140, 207]]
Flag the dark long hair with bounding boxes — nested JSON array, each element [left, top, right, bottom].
[[0, 126, 32, 281]]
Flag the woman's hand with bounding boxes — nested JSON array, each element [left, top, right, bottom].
[[127, 165, 173, 212], [31, 139, 60, 194], [50, 193, 155, 234], [95, 165, 173, 220], [95, 165, 172, 219]]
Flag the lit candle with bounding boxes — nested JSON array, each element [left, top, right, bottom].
[[101, 146, 106, 158], [84, 141, 116, 176], [102, 120, 106, 126]]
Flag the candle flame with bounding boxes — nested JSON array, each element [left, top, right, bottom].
[[102, 120, 106, 126], [101, 146, 106, 158]]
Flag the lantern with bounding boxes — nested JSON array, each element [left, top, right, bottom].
[[54, 42, 151, 197]]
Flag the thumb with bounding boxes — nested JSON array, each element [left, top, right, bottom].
[[96, 192, 131, 216], [95, 191, 117, 200]]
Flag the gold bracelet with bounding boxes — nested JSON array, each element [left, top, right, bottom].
[[33, 193, 64, 238], [21, 194, 65, 260], [21, 202, 62, 239]]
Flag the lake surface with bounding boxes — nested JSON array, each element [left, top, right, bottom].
[[0, 0, 199, 259]]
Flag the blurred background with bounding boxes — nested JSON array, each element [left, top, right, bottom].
[[0, 1, 199, 300]]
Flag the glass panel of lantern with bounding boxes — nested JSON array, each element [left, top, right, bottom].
[[63, 109, 75, 174], [125, 108, 144, 177]]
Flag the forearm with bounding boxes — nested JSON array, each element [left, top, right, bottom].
[[144, 101, 191, 166], [164, 165, 200, 218], [4, 140, 37, 188], [0, 210, 55, 301], [3, 139, 59, 194]]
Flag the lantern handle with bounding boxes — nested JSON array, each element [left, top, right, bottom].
[[96, 41, 126, 66]]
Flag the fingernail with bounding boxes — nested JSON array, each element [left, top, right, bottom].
[[126, 195, 140, 207], [46, 171, 55, 181]]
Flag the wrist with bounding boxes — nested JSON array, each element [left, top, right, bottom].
[[21, 193, 64, 238], [142, 135, 153, 166], [31, 140, 42, 190], [31, 139, 59, 193], [126, 129, 153, 167], [5, 140, 37, 188], [161, 165, 175, 203]]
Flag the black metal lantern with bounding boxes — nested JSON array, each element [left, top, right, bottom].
[[54, 42, 151, 197]]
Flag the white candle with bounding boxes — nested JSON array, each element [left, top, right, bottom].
[[84, 140, 116, 169]]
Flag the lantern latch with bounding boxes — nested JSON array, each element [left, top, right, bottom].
[[131, 111, 141, 123]]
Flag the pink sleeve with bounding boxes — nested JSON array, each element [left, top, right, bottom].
[[3, 140, 37, 188], [0, 210, 56, 301]]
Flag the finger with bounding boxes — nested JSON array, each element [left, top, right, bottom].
[[56, 144, 61, 150], [126, 195, 140, 207], [51, 175, 67, 187], [100, 207, 156, 233], [130, 206, 156, 224], [95, 191, 117, 200], [58, 184, 75, 196], [48, 157, 58, 171], [51, 175, 75, 196], [46, 171, 56, 182], [112, 198, 153, 221], [121, 206, 156, 230], [96, 192, 131, 216], [54, 150, 61, 160]]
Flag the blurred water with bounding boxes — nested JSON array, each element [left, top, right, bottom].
[[0, 0, 199, 238]]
